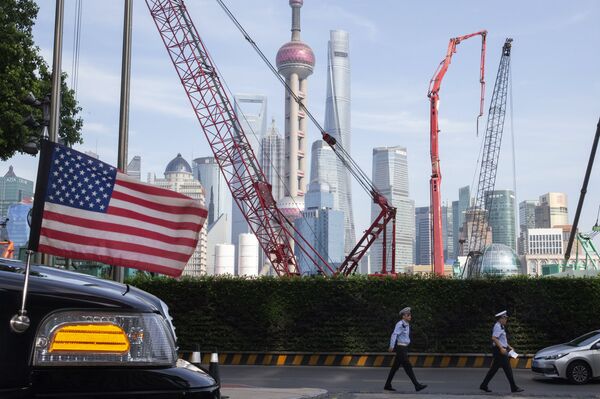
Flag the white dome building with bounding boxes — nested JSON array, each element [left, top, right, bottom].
[[148, 154, 207, 277]]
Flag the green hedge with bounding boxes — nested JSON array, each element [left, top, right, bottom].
[[127, 274, 600, 354]]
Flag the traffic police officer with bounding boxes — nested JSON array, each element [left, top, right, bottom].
[[480, 310, 524, 393], [384, 307, 427, 392]]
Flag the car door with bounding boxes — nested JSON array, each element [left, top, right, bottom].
[[590, 340, 600, 377]]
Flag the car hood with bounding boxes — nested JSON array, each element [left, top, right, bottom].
[[0, 259, 159, 312], [535, 343, 586, 358]]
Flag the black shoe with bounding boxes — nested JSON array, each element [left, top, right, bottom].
[[415, 384, 427, 392], [512, 387, 524, 393], [479, 385, 492, 392], [383, 385, 396, 391]]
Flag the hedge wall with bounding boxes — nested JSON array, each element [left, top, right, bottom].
[[127, 274, 600, 354]]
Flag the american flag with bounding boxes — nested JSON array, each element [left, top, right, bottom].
[[29, 140, 207, 277]]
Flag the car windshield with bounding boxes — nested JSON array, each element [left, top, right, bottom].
[[566, 331, 600, 347]]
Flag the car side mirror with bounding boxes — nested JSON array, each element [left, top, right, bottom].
[[593, 342, 600, 350]]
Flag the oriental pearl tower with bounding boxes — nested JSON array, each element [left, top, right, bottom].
[[276, 0, 315, 221]]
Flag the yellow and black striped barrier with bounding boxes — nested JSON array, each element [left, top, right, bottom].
[[180, 352, 533, 369]]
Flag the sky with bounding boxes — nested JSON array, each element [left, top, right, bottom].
[[3, 0, 600, 243]]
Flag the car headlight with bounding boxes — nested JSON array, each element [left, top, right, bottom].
[[543, 353, 568, 360], [33, 310, 177, 367]]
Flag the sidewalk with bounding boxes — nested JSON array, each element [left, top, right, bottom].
[[221, 386, 327, 399]]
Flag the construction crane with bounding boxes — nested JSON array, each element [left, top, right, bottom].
[[428, 31, 487, 275], [215, 0, 398, 276], [462, 38, 514, 278], [561, 118, 600, 272], [146, 0, 396, 276]]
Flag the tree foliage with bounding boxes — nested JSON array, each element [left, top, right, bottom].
[[0, 0, 82, 161]]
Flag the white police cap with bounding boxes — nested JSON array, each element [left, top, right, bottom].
[[495, 310, 508, 318], [399, 307, 411, 316]]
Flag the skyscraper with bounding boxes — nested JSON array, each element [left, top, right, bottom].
[[485, 189, 517, 250], [232, 94, 268, 269], [192, 156, 231, 233], [442, 204, 454, 262], [261, 118, 285, 202], [233, 94, 268, 154], [0, 166, 33, 220], [276, 0, 314, 198], [310, 139, 338, 195], [519, 200, 538, 231], [294, 181, 344, 275], [453, 186, 471, 256], [126, 156, 141, 181], [370, 146, 415, 272], [323, 29, 355, 254], [452, 200, 460, 256], [415, 206, 431, 265], [148, 154, 207, 277], [518, 199, 538, 254], [535, 192, 569, 228]]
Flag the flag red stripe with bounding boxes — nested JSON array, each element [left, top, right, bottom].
[[40, 227, 192, 262], [42, 210, 199, 247], [111, 190, 203, 216], [115, 177, 191, 200], [107, 206, 204, 231], [37, 244, 182, 277]]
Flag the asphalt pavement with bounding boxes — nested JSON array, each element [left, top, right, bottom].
[[219, 365, 600, 399]]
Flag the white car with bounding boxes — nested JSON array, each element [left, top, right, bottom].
[[532, 330, 600, 384]]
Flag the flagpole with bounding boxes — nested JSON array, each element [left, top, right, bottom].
[[9, 250, 34, 333], [42, 0, 65, 267], [114, 0, 133, 283], [48, 0, 64, 142]]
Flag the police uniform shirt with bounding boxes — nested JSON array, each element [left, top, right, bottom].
[[492, 321, 508, 348], [389, 320, 410, 349]]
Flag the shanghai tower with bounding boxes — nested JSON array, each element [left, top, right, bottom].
[[323, 30, 355, 254]]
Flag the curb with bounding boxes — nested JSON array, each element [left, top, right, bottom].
[[179, 351, 533, 369]]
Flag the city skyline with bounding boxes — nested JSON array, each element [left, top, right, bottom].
[[2, 0, 599, 242]]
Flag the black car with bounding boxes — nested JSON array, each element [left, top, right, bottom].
[[0, 258, 219, 398]]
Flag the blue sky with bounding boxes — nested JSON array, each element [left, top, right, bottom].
[[3, 0, 600, 240]]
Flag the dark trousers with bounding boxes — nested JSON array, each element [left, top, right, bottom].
[[385, 345, 419, 388], [481, 346, 518, 390]]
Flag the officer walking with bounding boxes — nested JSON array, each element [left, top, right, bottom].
[[384, 307, 427, 392], [479, 310, 524, 393]]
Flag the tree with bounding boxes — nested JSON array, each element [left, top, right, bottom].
[[0, 0, 82, 161]]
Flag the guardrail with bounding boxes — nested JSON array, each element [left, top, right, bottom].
[[180, 351, 533, 369]]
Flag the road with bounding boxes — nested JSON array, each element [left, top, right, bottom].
[[220, 365, 600, 397]]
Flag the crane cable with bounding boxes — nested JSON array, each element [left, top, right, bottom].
[[184, 12, 333, 271], [70, 0, 83, 97], [216, 0, 379, 198]]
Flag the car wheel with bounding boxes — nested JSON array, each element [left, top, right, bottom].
[[566, 360, 591, 385]]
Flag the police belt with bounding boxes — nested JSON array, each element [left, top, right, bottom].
[[396, 343, 409, 347]]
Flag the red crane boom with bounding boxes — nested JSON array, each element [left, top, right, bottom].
[[145, 0, 336, 276], [428, 31, 487, 275], [146, 0, 397, 276]]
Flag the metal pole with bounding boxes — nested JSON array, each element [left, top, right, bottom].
[[114, 0, 133, 283], [48, 0, 64, 142], [9, 250, 34, 333], [42, 0, 64, 267], [563, 118, 600, 270]]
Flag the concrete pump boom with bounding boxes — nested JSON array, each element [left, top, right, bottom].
[[428, 31, 487, 275]]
